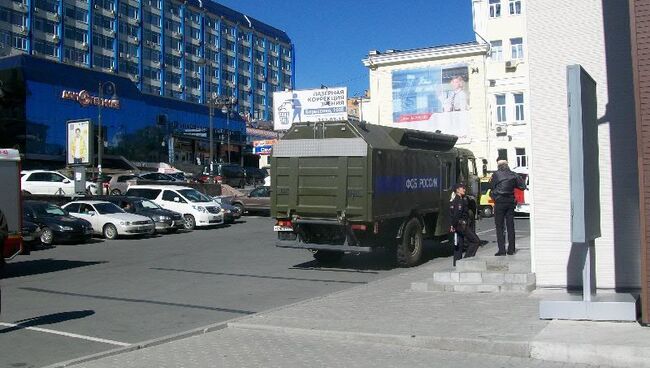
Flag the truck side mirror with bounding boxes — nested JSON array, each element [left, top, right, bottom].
[[482, 159, 488, 177]]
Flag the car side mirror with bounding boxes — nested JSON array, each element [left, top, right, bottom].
[[63, 179, 71, 184], [88, 211, 96, 216], [174, 197, 180, 202]]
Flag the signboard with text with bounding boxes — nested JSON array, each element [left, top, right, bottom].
[[253, 139, 277, 155], [272, 87, 348, 130]]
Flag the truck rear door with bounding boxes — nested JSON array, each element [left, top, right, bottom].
[[0, 149, 23, 260]]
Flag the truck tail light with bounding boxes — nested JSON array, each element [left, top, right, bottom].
[[215, 175, 223, 184], [350, 224, 367, 231], [276, 219, 292, 228]]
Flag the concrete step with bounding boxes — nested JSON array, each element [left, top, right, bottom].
[[411, 279, 536, 293], [455, 257, 531, 273], [432, 270, 536, 285]]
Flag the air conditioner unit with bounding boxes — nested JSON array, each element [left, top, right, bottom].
[[109, 66, 116, 72], [110, 10, 116, 17], [52, 34, 60, 43], [94, 4, 99, 9], [505, 60, 521, 69], [109, 30, 115, 36], [177, 83, 184, 89], [19, 26, 27, 34], [495, 124, 508, 136], [133, 75, 140, 82], [133, 36, 139, 43], [18, 3, 25, 10], [53, 14, 60, 22], [153, 59, 160, 64], [119, 52, 125, 58], [145, 40, 152, 46], [33, 8, 39, 14], [81, 42, 89, 50]]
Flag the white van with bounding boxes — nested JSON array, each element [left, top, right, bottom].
[[125, 185, 223, 230]]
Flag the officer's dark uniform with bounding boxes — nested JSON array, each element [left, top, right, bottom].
[[449, 186, 480, 259]]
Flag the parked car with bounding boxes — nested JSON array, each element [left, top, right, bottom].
[[138, 172, 180, 182], [21, 170, 98, 195], [95, 195, 185, 233], [62, 200, 154, 239], [125, 185, 223, 230], [168, 172, 187, 182], [23, 200, 93, 245], [197, 164, 245, 188], [21, 219, 41, 248], [231, 186, 271, 215], [212, 196, 242, 224], [108, 173, 140, 195], [244, 167, 268, 186]]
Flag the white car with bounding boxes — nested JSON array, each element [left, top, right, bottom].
[[62, 200, 154, 239], [124, 185, 223, 230], [21, 170, 98, 196]]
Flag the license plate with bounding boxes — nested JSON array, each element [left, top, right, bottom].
[[274, 226, 293, 232]]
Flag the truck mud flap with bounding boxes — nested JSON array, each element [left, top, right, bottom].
[[275, 239, 373, 253]]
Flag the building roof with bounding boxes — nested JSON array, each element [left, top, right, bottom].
[[186, 0, 291, 44], [362, 41, 489, 68]]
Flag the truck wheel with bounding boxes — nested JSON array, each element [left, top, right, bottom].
[[396, 218, 424, 267], [481, 206, 494, 218], [111, 189, 121, 195], [312, 250, 344, 264]]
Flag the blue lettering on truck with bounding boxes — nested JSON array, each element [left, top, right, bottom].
[[375, 176, 439, 194]]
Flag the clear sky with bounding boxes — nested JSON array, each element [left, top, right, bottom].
[[216, 0, 476, 97]]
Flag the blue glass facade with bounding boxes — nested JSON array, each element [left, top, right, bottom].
[[0, 54, 247, 166], [0, 0, 294, 122]]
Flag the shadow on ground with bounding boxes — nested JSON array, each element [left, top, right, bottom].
[[4, 259, 106, 278]]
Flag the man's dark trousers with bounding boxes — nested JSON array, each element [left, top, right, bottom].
[[494, 201, 516, 254]]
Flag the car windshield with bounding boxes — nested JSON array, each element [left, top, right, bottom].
[[94, 203, 125, 214], [178, 189, 212, 203], [32, 203, 67, 217], [135, 200, 161, 210]]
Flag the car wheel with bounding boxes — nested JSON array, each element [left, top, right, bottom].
[[232, 203, 244, 215], [184, 215, 196, 230], [40, 227, 54, 245], [396, 218, 424, 268], [103, 223, 118, 240], [111, 189, 121, 195], [481, 205, 494, 218]]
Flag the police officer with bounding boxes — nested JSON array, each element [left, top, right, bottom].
[[490, 160, 526, 256], [449, 183, 480, 260]]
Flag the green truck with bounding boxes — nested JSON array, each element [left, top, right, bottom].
[[271, 120, 480, 267]]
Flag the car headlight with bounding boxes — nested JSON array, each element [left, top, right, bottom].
[[192, 205, 208, 213], [60, 225, 74, 231], [157, 215, 170, 221], [119, 221, 132, 226]]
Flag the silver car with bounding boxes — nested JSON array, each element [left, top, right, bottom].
[[108, 173, 139, 195]]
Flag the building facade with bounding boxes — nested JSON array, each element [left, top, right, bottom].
[[472, 0, 529, 169], [0, 0, 294, 121], [361, 43, 490, 163]]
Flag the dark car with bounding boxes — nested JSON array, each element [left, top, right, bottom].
[[138, 172, 180, 182], [199, 164, 245, 188], [21, 220, 41, 249], [95, 196, 185, 233], [212, 196, 242, 224], [23, 201, 93, 245], [231, 186, 270, 215], [244, 167, 268, 186]]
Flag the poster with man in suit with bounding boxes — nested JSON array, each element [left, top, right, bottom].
[[67, 120, 91, 166]]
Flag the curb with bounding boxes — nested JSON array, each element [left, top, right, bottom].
[[228, 321, 532, 358], [44, 258, 440, 367]]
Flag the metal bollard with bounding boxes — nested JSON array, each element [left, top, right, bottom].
[[453, 232, 459, 267]]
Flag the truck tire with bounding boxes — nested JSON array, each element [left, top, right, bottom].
[[396, 218, 424, 267], [481, 205, 493, 218], [312, 250, 343, 264]]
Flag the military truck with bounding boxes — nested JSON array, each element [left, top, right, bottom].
[[271, 120, 480, 267]]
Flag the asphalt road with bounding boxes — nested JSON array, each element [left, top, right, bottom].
[[0, 216, 529, 368]]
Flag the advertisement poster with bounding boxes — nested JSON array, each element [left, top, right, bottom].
[[66, 119, 92, 166], [253, 140, 278, 155], [273, 87, 348, 130], [391, 65, 470, 141]]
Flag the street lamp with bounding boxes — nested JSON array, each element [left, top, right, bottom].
[[97, 81, 116, 177]]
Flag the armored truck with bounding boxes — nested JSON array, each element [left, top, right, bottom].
[[271, 120, 479, 267]]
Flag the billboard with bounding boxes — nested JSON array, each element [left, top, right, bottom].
[[66, 119, 92, 166], [390, 64, 470, 141], [273, 87, 348, 130]]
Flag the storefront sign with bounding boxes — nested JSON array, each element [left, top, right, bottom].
[[61, 90, 120, 109], [253, 139, 277, 155]]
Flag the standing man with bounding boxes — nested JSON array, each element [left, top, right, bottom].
[[449, 183, 480, 260], [290, 93, 302, 123], [443, 75, 469, 112], [70, 127, 87, 164], [490, 160, 526, 256]]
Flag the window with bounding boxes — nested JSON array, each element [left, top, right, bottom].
[[164, 53, 181, 68], [146, 0, 161, 9], [92, 33, 114, 49], [224, 55, 235, 67], [489, 0, 501, 18], [143, 30, 161, 45], [166, 36, 181, 51], [187, 77, 200, 89], [118, 60, 138, 75], [269, 43, 279, 53], [96, 0, 115, 11], [489, 40, 502, 61], [185, 43, 200, 56], [64, 47, 88, 63], [509, 0, 521, 15], [497, 149, 508, 161], [119, 3, 138, 19], [162, 190, 183, 202], [94, 53, 114, 69], [119, 41, 138, 56], [94, 14, 115, 30], [254, 50, 263, 62], [64, 203, 80, 213], [496, 94, 506, 123], [511, 37, 524, 59], [143, 84, 161, 95], [515, 148, 527, 167], [118, 22, 139, 38], [186, 10, 200, 23], [144, 11, 161, 27], [165, 70, 181, 84], [143, 47, 160, 62], [65, 26, 87, 43], [27, 172, 49, 181], [164, 19, 181, 33], [189, 27, 200, 39], [65, 6, 88, 23], [33, 40, 59, 57], [143, 66, 160, 80], [0, 7, 26, 27], [514, 93, 524, 121], [124, 188, 161, 199], [34, 0, 57, 13], [1, 30, 27, 50], [33, 17, 57, 34]]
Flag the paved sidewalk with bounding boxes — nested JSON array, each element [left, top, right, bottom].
[[51, 234, 650, 368]]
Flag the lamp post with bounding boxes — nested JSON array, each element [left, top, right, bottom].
[[97, 81, 116, 177], [211, 96, 237, 164]]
